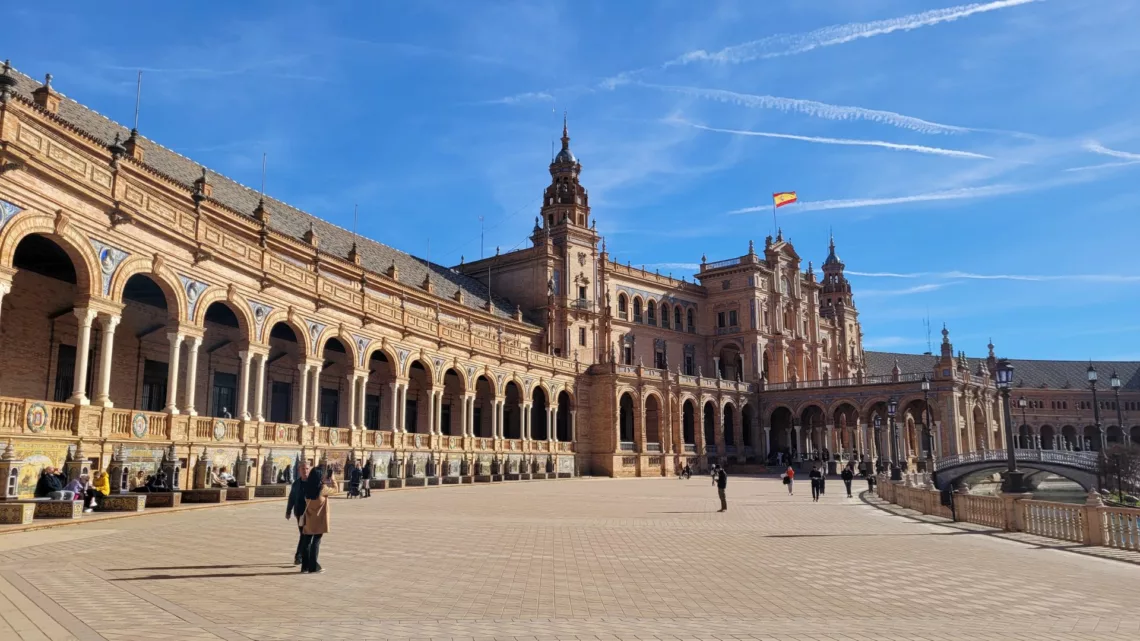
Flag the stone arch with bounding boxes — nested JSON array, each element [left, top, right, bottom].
[[191, 287, 256, 343], [1040, 424, 1056, 450], [556, 388, 573, 441], [741, 402, 755, 448], [259, 311, 311, 358], [826, 397, 862, 418], [644, 392, 664, 446], [618, 391, 636, 443], [317, 331, 358, 368], [682, 398, 696, 445], [722, 400, 737, 448], [362, 342, 399, 377], [108, 256, 188, 322], [0, 211, 100, 298], [702, 399, 717, 450]]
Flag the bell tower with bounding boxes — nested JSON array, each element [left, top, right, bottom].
[[539, 116, 591, 234], [819, 234, 862, 378]]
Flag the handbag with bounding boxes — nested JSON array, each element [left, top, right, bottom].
[[781, 475, 790, 485]]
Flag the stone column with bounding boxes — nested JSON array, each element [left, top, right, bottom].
[[549, 406, 557, 442], [398, 383, 408, 432], [792, 424, 801, 457], [388, 381, 399, 430], [68, 308, 97, 405], [296, 363, 310, 427], [163, 331, 184, 414], [308, 361, 322, 426], [763, 427, 771, 459], [237, 350, 253, 420], [183, 336, 202, 416], [459, 394, 468, 437], [356, 375, 366, 429], [436, 391, 444, 435], [347, 373, 359, 429], [496, 400, 505, 439], [570, 409, 577, 442], [92, 313, 120, 407], [253, 352, 267, 422], [523, 403, 532, 440], [0, 280, 9, 328]]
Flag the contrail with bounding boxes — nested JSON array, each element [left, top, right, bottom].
[[847, 270, 1140, 283], [682, 121, 990, 159], [666, 0, 1040, 67], [646, 84, 969, 134], [1064, 141, 1140, 172], [727, 185, 1022, 215]]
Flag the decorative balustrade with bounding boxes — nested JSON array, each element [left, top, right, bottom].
[[765, 371, 930, 391], [646, 442, 662, 453], [703, 256, 743, 269], [683, 443, 696, 453], [1021, 500, 1085, 543], [619, 441, 635, 452], [193, 417, 238, 441], [0, 398, 76, 435], [1101, 506, 1140, 551], [954, 495, 1004, 529], [937, 449, 1098, 471]]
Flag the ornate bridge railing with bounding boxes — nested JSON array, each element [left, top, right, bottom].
[[936, 449, 1098, 471]]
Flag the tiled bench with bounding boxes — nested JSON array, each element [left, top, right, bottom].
[[224, 486, 252, 500], [557, 472, 573, 478], [405, 477, 427, 487], [255, 485, 288, 498], [371, 478, 403, 489], [98, 494, 147, 512], [181, 488, 226, 503], [10, 499, 84, 519], [144, 492, 182, 508], [0, 502, 35, 524], [442, 476, 461, 485], [473, 474, 493, 483]]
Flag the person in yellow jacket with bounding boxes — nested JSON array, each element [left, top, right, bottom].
[[87, 469, 110, 512]]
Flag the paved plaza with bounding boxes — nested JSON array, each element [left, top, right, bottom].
[[1, 478, 1139, 641]]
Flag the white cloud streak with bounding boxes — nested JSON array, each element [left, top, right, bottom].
[[727, 184, 1024, 215], [679, 120, 991, 159], [847, 270, 1140, 283], [1066, 141, 1140, 172], [644, 83, 969, 134], [859, 283, 952, 297], [478, 91, 555, 105], [644, 262, 701, 271], [665, 0, 1040, 67]]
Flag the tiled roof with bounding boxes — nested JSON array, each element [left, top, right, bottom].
[[867, 350, 1140, 391], [4, 67, 530, 324]]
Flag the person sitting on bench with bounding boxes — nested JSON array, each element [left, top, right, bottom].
[[35, 466, 66, 498], [63, 474, 96, 511], [87, 470, 110, 510], [146, 471, 169, 492], [129, 470, 146, 491]]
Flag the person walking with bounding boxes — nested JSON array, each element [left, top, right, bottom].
[[714, 465, 728, 512], [783, 465, 795, 495], [809, 465, 823, 502], [298, 466, 337, 574], [285, 461, 310, 566], [841, 464, 855, 498]]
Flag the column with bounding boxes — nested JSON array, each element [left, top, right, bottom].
[[397, 382, 408, 432], [436, 391, 444, 435], [67, 308, 97, 405], [236, 350, 253, 420], [763, 427, 771, 459], [347, 373, 359, 429], [570, 409, 577, 442], [388, 381, 399, 430], [183, 336, 202, 416], [792, 424, 801, 457], [296, 363, 310, 427], [308, 361, 321, 426], [356, 375, 366, 429], [163, 331, 184, 414], [523, 403, 532, 440], [92, 314, 120, 407], [459, 395, 468, 437], [0, 280, 9, 328], [549, 406, 556, 442], [253, 352, 267, 421], [496, 400, 505, 438]]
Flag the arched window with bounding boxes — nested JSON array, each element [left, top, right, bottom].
[[686, 307, 695, 333], [633, 297, 643, 323], [673, 306, 682, 330], [617, 293, 628, 320], [646, 300, 657, 326], [660, 303, 670, 328]]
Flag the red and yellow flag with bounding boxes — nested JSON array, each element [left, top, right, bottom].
[[773, 191, 798, 208]]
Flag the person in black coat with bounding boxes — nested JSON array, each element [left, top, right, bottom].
[[809, 465, 824, 502], [285, 461, 311, 565], [361, 459, 373, 498], [841, 465, 855, 498], [35, 467, 64, 498]]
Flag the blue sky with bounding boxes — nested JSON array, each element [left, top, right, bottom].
[[6, 0, 1140, 360]]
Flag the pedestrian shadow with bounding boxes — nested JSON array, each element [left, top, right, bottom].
[[111, 570, 298, 581], [108, 563, 290, 571]]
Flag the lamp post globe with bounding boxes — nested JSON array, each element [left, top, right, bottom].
[[995, 359, 1025, 493], [1088, 362, 1104, 452], [887, 397, 901, 481]]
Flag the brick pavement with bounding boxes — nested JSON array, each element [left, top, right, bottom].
[[1, 477, 1139, 640]]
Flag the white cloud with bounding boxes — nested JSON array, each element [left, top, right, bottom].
[[1085, 141, 1140, 161], [644, 262, 701, 271], [847, 270, 1140, 283], [664, 0, 1040, 67], [859, 283, 951, 297], [863, 335, 929, 349], [678, 120, 990, 159], [644, 83, 970, 134], [728, 184, 1023, 215], [479, 91, 555, 105]]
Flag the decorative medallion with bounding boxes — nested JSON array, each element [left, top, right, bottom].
[[329, 429, 339, 446], [179, 274, 209, 320], [212, 419, 226, 441], [26, 402, 48, 433], [89, 238, 129, 296], [306, 320, 327, 354], [131, 412, 148, 439], [0, 199, 24, 230], [248, 300, 272, 338], [276, 424, 286, 441], [353, 335, 371, 367]]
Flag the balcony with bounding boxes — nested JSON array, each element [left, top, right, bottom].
[[703, 257, 743, 270], [570, 298, 594, 311]]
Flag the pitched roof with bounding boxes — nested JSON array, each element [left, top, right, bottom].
[[867, 350, 1140, 391], [4, 67, 531, 324]]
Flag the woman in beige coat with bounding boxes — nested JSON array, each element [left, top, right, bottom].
[[299, 466, 337, 573]]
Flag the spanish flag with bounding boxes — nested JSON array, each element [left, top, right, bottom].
[[773, 191, 798, 208]]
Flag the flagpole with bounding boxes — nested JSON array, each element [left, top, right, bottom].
[[772, 195, 778, 238]]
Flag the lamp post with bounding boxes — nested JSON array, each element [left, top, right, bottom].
[[1017, 396, 1029, 449], [888, 397, 901, 481], [873, 414, 882, 473], [995, 358, 1025, 493], [921, 375, 935, 470], [1089, 363, 1105, 453], [1111, 371, 1124, 448]]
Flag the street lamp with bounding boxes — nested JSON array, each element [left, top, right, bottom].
[[996, 358, 1025, 493], [888, 397, 901, 481], [873, 414, 882, 473], [921, 375, 935, 470], [1017, 396, 1029, 449], [1089, 362, 1105, 452], [1111, 371, 1124, 448]]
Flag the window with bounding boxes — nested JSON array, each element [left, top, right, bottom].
[[623, 346, 633, 365], [320, 387, 340, 427], [674, 306, 682, 329], [270, 381, 292, 423], [684, 354, 695, 376], [633, 298, 643, 323], [52, 344, 94, 403], [140, 359, 169, 413], [211, 372, 237, 418], [729, 310, 738, 327], [655, 347, 666, 369], [687, 308, 695, 333], [577, 285, 587, 302], [717, 312, 726, 328], [661, 304, 670, 328], [441, 403, 452, 435], [579, 327, 587, 346], [763, 309, 770, 329], [618, 294, 628, 319], [647, 302, 656, 326], [364, 393, 381, 429], [802, 319, 808, 336]]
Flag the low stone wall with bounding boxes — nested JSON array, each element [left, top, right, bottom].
[[99, 494, 147, 512], [0, 503, 35, 524], [144, 492, 181, 508]]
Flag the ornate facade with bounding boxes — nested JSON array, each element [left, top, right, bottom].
[[0, 65, 1135, 492]]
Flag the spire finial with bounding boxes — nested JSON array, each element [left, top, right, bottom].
[[560, 111, 570, 150]]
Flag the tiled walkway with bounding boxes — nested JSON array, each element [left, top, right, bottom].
[[2, 477, 1138, 640]]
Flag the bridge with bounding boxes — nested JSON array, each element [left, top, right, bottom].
[[931, 449, 1099, 492]]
